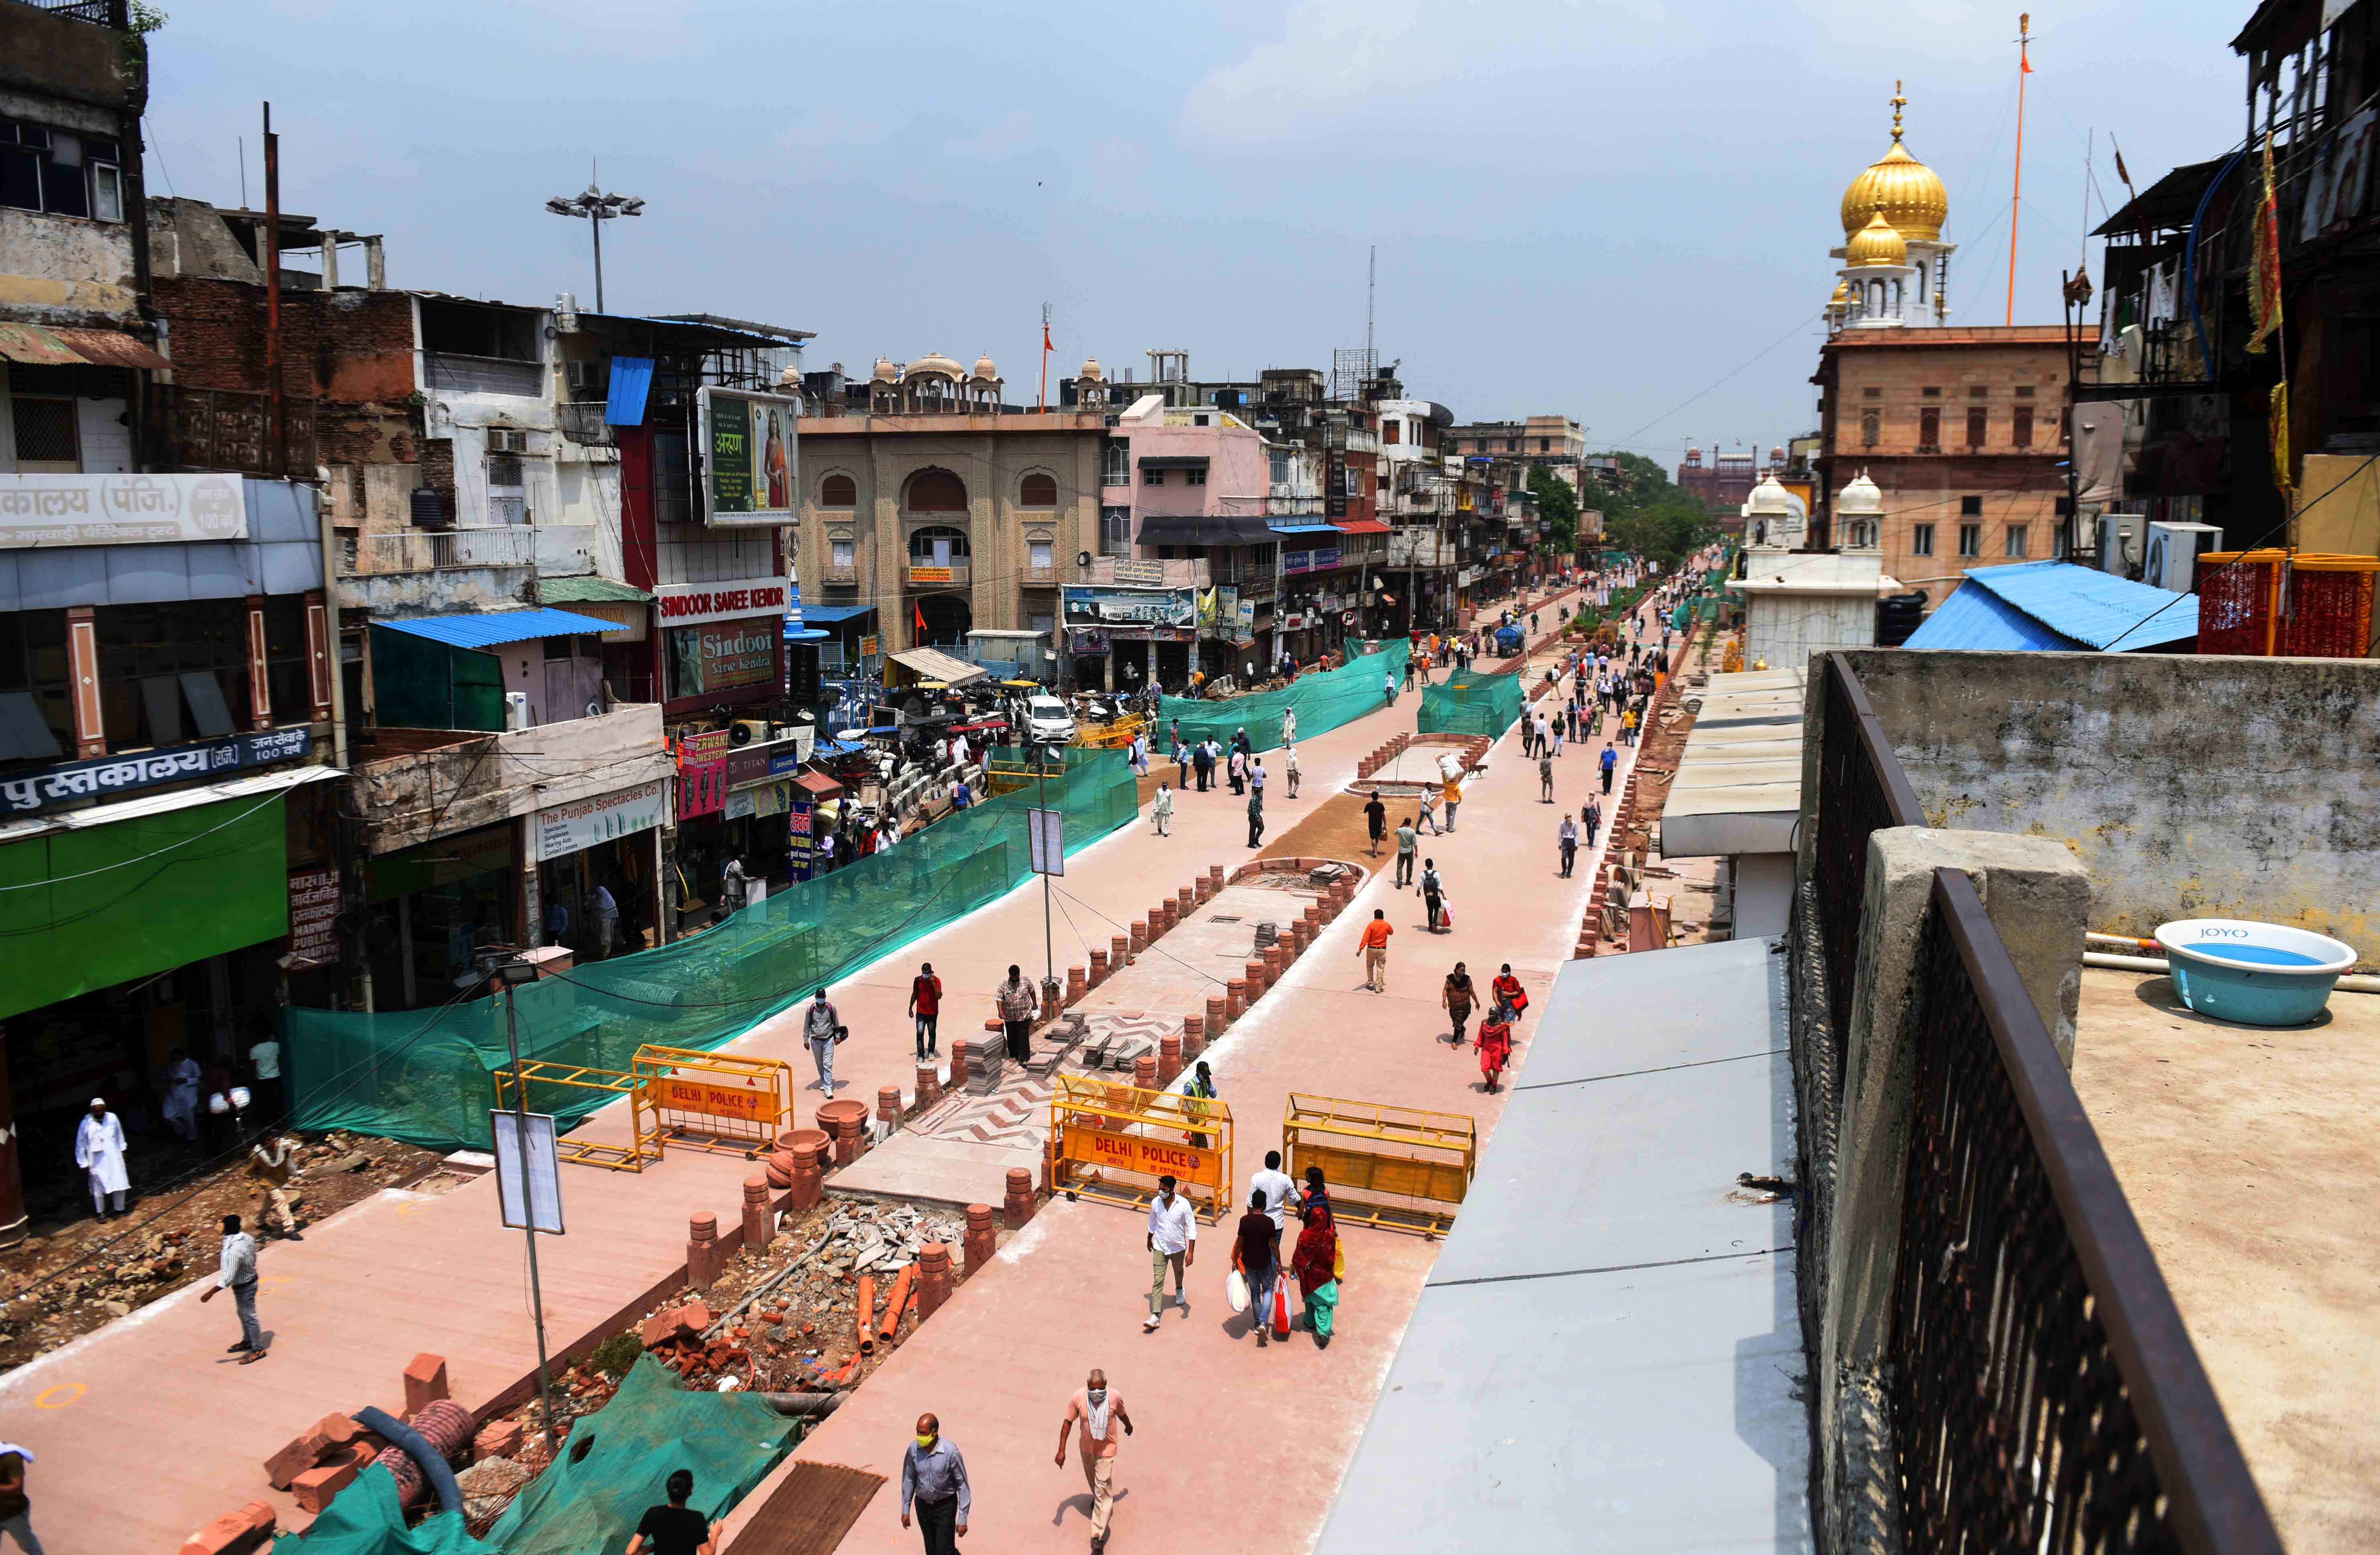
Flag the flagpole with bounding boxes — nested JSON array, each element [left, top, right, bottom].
[[2007, 12, 2031, 326]]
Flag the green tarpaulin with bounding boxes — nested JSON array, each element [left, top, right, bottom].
[[286, 757, 1139, 1150], [0, 791, 290, 1022], [1158, 637, 1409, 756], [1417, 671, 1524, 738]]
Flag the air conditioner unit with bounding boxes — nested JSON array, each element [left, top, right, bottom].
[[2142, 521, 2223, 593], [487, 427, 530, 453], [2096, 512, 2146, 578], [565, 360, 603, 393], [503, 692, 530, 732], [730, 718, 770, 746]]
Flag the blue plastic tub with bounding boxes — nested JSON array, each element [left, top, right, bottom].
[[2154, 919, 2356, 1027]]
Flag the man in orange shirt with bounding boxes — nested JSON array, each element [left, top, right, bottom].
[[1056, 1367, 1134, 1550], [1356, 908, 1393, 992]]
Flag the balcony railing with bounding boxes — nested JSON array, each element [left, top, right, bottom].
[[1810, 657, 2280, 1555], [352, 526, 536, 576], [556, 400, 616, 448], [1021, 565, 1058, 586], [164, 386, 317, 479], [818, 566, 859, 586]]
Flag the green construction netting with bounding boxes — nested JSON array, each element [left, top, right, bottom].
[[272, 1466, 491, 1555], [1158, 636, 1409, 755], [271, 1358, 791, 1555], [1417, 670, 1524, 738], [286, 756, 1140, 1150], [485, 1355, 793, 1555]]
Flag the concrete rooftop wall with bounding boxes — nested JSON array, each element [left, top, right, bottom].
[[1841, 649, 2380, 959]]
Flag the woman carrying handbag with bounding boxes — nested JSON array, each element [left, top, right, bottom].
[[1291, 1200, 1340, 1347]]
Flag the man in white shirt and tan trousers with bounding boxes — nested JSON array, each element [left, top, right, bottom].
[[1143, 1175, 1196, 1331]]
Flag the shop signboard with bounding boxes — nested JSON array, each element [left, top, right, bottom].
[[749, 780, 792, 817], [1282, 549, 1311, 575], [668, 618, 780, 699], [655, 577, 791, 629], [788, 795, 816, 881], [907, 565, 953, 584], [1110, 559, 1166, 586], [677, 760, 726, 820], [535, 779, 668, 862], [0, 472, 249, 548], [858, 634, 880, 658], [1235, 600, 1256, 642], [1, 727, 312, 815], [694, 387, 799, 528], [286, 866, 340, 968]]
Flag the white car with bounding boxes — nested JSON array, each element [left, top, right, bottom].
[[1025, 695, 1076, 744]]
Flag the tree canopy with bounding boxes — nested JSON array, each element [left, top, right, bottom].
[[1526, 465, 1580, 553], [1584, 450, 1716, 568]]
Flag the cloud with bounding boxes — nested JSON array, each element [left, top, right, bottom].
[[946, 108, 1040, 160], [1179, 0, 1437, 143]]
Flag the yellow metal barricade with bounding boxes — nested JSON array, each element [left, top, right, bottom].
[[1048, 1075, 1232, 1222], [1282, 1093, 1474, 1235], [631, 1045, 794, 1159], [1074, 714, 1147, 751], [491, 1061, 660, 1172]]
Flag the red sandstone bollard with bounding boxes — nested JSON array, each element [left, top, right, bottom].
[[1158, 1033, 1183, 1086], [1089, 949, 1109, 986], [1291, 921, 1311, 955], [687, 1211, 725, 1289], [1134, 1053, 1158, 1090], [1130, 921, 1147, 955], [1246, 958, 1268, 997], [916, 1063, 940, 1108], [1178, 886, 1195, 915], [1112, 933, 1130, 968], [948, 1037, 970, 1084], [1206, 994, 1229, 1035], [917, 1242, 953, 1320], [1183, 1012, 1206, 1057], [964, 1204, 998, 1276], [741, 1175, 774, 1251], [1304, 905, 1322, 933], [877, 1085, 904, 1130], [788, 1124, 831, 1177], [1265, 945, 1287, 980], [1227, 977, 1247, 1019], [1004, 1167, 1035, 1230], [1068, 966, 1087, 1004], [1209, 864, 1225, 890], [1194, 874, 1214, 903], [763, 1147, 797, 1190]]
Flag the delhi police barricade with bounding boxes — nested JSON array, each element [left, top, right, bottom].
[[1047, 1074, 1234, 1223]]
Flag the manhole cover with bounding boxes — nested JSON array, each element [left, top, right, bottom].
[[1208, 915, 1242, 923]]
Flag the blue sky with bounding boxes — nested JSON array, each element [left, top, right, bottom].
[[141, 0, 2252, 463]]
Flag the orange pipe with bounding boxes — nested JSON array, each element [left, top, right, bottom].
[[878, 1264, 917, 1342], [856, 1274, 876, 1355]]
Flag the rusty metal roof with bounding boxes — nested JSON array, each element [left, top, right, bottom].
[[45, 327, 171, 371]]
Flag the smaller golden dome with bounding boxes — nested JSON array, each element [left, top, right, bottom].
[[1845, 207, 1907, 269], [1828, 281, 1849, 312]]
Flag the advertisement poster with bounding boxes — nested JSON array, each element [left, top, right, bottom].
[[535, 780, 668, 862], [667, 619, 779, 699], [696, 387, 799, 527], [1063, 585, 1197, 630], [788, 795, 816, 881]]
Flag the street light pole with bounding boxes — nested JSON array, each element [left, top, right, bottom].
[[544, 184, 645, 313]]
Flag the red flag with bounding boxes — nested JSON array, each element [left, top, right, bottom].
[[2020, 45, 2032, 73], [1042, 321, 1054, 352], [914, 602, 928, 636]]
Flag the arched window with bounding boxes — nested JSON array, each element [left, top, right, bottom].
[[819, 472, 857, 507], [908, 525, 971, 562], [1019, 472, 1058, 507], [906, 468, 968, 512]]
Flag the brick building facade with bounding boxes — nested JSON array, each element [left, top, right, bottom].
[[1814, 325, 2094, 600]]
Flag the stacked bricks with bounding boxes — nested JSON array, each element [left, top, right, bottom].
[[1004, 1167, 1036, 1229], [181, 1501, 275, 1555], [403, 1352, 450, 1415], [741, 1176, 773, 1252], [964, 1203, 997, 1275], [917, 1242, 953, 1319]]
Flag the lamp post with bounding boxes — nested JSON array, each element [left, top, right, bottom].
[[543, 185, 644, 312]]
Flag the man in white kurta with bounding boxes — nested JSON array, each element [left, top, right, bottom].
[[160, 1049, 200, 1142], [74, 1099, 129, 1218]]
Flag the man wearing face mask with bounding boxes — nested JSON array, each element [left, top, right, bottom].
[[1056, 1368, 1133, 1551], [900, 1412, 968, 1553]]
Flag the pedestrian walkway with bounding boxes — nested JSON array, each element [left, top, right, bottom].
[[720, 591, 1689, 1555]]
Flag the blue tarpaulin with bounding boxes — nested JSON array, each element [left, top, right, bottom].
[[374, 608, 619, 650], [1905, 561, 2198, 652], [605, 356, 654, 427]]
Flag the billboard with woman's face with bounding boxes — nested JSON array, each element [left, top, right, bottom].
[[696, 386, 800, 526]]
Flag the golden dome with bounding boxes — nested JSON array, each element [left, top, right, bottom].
[[1840, 82, 1948, 243], [1845, 207, 1908, 268], [1828, 280, 1849, 312]]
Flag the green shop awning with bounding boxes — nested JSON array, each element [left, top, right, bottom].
[[0, 785, 298, 1021]]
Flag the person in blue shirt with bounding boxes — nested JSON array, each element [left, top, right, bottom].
[[1600, 742, 1618, 795], [900, 1414, 969, 1553]]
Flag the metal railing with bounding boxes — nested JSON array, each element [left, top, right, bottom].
[[1813, 655, 1923, 1040], [353, 526, 536, 575], [1891, 867, 2281, 1555], [34, 0, 126, 26], [556, 400, 615, 447]]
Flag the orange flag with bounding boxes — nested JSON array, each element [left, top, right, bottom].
[[2248, 132, 2284, 356]]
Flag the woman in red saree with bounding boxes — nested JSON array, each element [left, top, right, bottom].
[[1476, 1002, 1516, 1093], [1291, 1199, 1339, 1346]]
